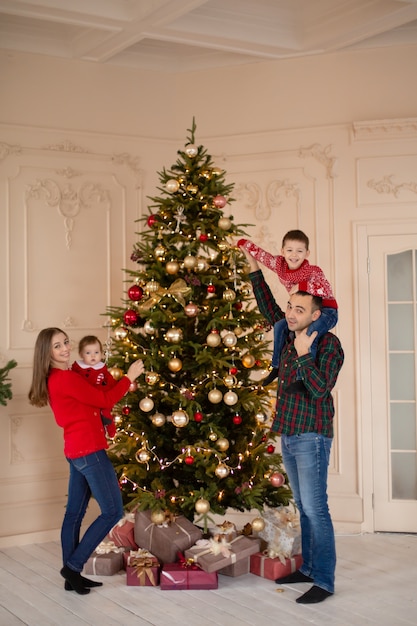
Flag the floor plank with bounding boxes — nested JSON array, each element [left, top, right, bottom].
[[0, 533, 416, 626]]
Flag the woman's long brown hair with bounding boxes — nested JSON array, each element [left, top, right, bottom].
[[28, 328, 68, 407]]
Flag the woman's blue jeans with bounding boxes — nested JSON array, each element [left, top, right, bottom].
[[62, 449, 124, 573], [281, 432, 336, 593]]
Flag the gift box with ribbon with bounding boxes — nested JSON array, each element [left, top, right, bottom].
[[250, 552, 303, 580], [126, 549, 160, 586], [258, 506, 301, 561], [108, 512, 138, 549], [209, 520, 237, 543], [184, 535, 260, 574], [83, 540, 124, 576], [134, 510, 202, 565], [160, 554, 218, 590]]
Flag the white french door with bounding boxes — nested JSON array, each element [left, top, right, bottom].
[[369, 233, 417, 532]]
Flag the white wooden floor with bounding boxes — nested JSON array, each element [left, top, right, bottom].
[[0, 533, 416, 626]]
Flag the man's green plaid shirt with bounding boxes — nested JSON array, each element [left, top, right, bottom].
[[250, 270, 344, 437]]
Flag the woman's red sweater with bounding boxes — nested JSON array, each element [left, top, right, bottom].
[[48, 368, 130, 459]]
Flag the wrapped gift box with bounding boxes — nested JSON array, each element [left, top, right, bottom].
[[134, 511, 202, 564], [126, 553, 160, 587], [184, 535, 260, 573], [258, 507, 301, 560], [160, 563, 218, 590], [209, 520, 237, 542], [218, 556, 250, 577], [123, 548, 157, 569], [250, 552, 303, 580], [84, 541, 124, 576], [108, 513, 138, 549]]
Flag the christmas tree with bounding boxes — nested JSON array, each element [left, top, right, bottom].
[[105, 120, 291, 525]]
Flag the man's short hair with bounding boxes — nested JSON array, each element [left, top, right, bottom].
[[296, 290, 323, 312]]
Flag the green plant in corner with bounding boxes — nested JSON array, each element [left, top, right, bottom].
[[0, 359, 17, 406]]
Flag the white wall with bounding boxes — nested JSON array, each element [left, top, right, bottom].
[[1, 43, 417, 543]]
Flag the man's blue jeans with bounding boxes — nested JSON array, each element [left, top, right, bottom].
[[281, 432, 335, 593], [62, 449, 124, 573]]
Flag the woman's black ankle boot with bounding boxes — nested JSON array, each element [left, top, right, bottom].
[[61, 565, 90, 595]]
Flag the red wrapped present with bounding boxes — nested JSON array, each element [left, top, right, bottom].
[[84, 541, 124, 576], [184, 535, 260, 573], [126, 553, 160, 586], [108, 513, 138, 549], [134, 510, 202, 564], [160, 563, 218, 590], [250, 552, 303, 580]]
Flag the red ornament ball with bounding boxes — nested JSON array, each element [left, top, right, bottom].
[[270, 472, 285, 487], [266, 444, 275, 454], [229, 366, 238, 375], [123, 309, 139, 326], [207, 284, 216, 294], [199, 233, 208, 242], [255, 359, 262, 367], [184, 456, 195, 466], [234, 302, 243, 311], [128, 285, 144, 301], [232, 414, 242, 425], [213, 195, 227, 208], [194, 411, 203, 422], [147, 214, 158, 228], [122, 406, 131, 416]]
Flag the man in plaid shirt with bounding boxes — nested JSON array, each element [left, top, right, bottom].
[[244, 248, 344, 604]]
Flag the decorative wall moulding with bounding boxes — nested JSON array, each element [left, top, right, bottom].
[[298, 143, 336, 179], [367, 174, 417, 198], [352, 118, 417, 141]]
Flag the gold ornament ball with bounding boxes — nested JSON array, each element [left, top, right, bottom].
[[145, 280, 159, 294], [154, 244, 166, 259], [165, 327, 183, 343], [217, 240, 229, 251], [183, 255, 197, 269], [151, 412, 166, 427], [251, 517, 266, 533], [234, 325, 244, 336], [135, 448, 151, 463], [216, 437, 230, 451], [187, 184, 198, 194], [195, 498, 210, 514], [166, 178, 180, 193], [242, 353, 256, 368], [223, 374, 237, 388], [206, 332, 221, 347], [171, 409, 189, 427], [168, 357, 183, 372], [209, 431, 218, 441], [222, 332, 237, 347], [255, 411, 268, 424], [139, 397, 154, 412], [223, 390, 238, 406], [109, 366, 124, 380], [208, 388, 223, 404], [211, 167, 223, 176], [114, 326, 128, 340], [218, 217, 232, 230], [166, 260, 180, 274], [151, 509, 166, 525], [215, 463, 230, 479], [145, 371, 160, 385], [223, 289, 236, 302]]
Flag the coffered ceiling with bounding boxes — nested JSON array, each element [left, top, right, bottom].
[[1, 0, 417, 72]]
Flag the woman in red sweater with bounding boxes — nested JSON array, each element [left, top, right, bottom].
[[29, 328, 144, 595]]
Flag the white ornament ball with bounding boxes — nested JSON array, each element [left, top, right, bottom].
[[195, 498, 210, 514], [215, 463, 230, 479], [151, 412, 166, 427], [223, 391, 238, 406], [166, 178, 180, 193], [144, 320, 156, 335], [114, 326, 128, 340], [139, 397, 154, 412], [218, 217, 232, 230], [185, 144, 198, 158], [171, 409, 189, 427], [255, 411, 268, 424], [207, 332, 221, 347], [196, 257, 209, 272], [208, 388, 223, 404], [183, 254, 197, 269], [136, 448, 151, 463], [165, 327, 183, 343], [222, 332, 237, 347], [151, 510, 166, 525]]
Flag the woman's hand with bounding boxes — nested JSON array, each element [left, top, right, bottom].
[[126, 359, 145, 382]]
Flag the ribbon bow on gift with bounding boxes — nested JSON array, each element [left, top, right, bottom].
[[95, 540, 123, 555], [177, 552, 201, 570], [130, 556, 157, 586], [138, 279, 191, 311]]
